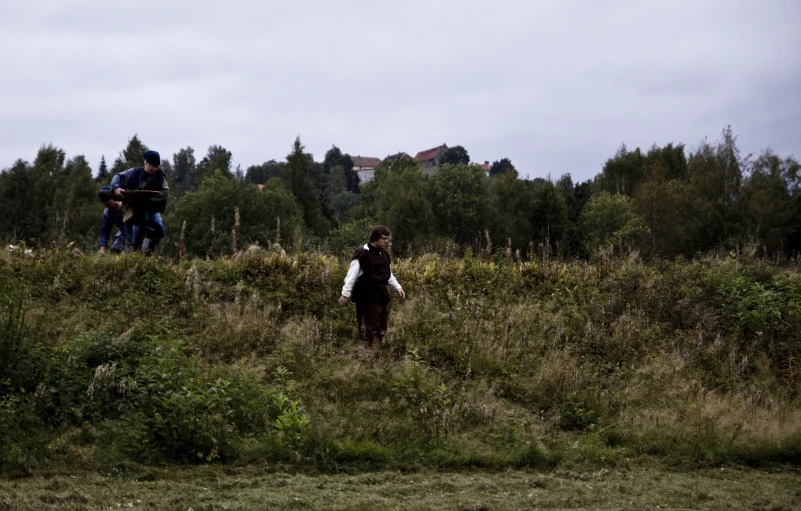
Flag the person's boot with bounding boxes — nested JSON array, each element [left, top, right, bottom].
[[141, 237, 152, 255]]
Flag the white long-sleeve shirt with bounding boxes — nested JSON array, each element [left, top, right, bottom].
[[341, 244, 403, 298]]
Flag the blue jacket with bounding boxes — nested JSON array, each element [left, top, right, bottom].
[[110, 167, 169, 214]]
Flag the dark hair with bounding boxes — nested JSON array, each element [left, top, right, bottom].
[[370, 225, 391, 242]]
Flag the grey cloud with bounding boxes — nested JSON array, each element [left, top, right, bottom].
[[1, 0, 799, 179]]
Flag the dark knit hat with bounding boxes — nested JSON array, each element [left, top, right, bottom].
[[98, 186, 112, 203], [143, 150, 160, 167]]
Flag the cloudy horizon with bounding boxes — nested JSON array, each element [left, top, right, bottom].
[[1, 0, 799, 181]]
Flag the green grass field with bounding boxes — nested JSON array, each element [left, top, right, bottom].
[[2, 464, 800, 510], [1, 248, 801, 509]]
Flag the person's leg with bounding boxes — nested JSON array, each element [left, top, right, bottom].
[[98, 208, 115, 253], [356, 303, 369, 344], [141, 213, 164, 255], [110, 211, 126, 253], [141, 237, 160, 255], [125, 222, 142, 252], [111, 231, 125, 253], [357, 303, 386, 348]]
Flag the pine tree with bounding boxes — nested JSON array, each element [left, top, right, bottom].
[[285, 136, 332, 236], [96, 155, 109, 183], [111, 135, 149, 175], [171, 146, 197, 192]]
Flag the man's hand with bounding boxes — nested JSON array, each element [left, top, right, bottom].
[[397, 288, 406, 300], [338, 296, 350, 305], [113, 188, 125, 198]]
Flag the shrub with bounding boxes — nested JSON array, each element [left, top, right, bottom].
[[132, 343, 308, 461], [558, 392, 599, 431], [392, 349, 459, 438], [0, 290, 49, 394]]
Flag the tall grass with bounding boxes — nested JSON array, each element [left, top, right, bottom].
[[0, 246, 799, 473]]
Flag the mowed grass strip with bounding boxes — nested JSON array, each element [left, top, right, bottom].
[[0, 466, 799, 510]]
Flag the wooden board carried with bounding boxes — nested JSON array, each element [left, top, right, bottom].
[[99, 189, 161, 204]]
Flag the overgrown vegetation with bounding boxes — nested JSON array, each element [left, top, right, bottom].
[[3, 127, 800, 262], [1, 247, 800, 475]]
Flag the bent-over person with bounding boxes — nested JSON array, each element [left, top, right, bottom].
[[339, 225, 406, 347], [109, 150, 168, 254]]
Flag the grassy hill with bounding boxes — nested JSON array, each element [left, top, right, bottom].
[[1, 247, 800, 475]]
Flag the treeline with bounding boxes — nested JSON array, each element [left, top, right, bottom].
[[1, 127, 799, 259]]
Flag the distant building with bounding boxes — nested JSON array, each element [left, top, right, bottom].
[[351, 155, 383, 185], [384, 152, 414, 163], [414, 144, 448, 176], [351, 156, 382, 171], [478, 161, 491, 174]]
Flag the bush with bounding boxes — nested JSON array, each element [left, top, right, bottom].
[[558, 392, 599, 431], [392, 349, 460, 438], [0, 290, 49, 394], [133, 343, 308, 461]]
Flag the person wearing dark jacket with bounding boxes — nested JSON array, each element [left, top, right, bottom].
[[109, 150, 168, 254], [97, 186, 125, 253], [339, 225, 406, 347]]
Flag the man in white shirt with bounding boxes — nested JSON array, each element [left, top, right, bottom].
[[339, 225, 406, 347]]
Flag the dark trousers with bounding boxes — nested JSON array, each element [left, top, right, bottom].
[[356, 302, 389, 347]]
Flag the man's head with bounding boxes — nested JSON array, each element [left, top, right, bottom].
[[103, 199, 121, 211], [98, 186, 121, 211], [143, 150, 160, 175], [369, 225, 392, 250]]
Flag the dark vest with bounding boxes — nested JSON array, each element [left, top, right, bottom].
[[351, 244, 392, 306], [127, 168, 167, 215], [125, 167, 164, 191]]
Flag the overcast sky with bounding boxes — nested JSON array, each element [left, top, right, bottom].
[[1, 0, 799, 181]]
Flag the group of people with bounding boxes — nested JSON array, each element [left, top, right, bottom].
[[97, 150, 168, 254], [97, 151, 406, 348]]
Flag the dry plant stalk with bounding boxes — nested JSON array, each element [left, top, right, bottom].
[[210, 216, 216, 258], [232, 207, 240, 254], [178, 220, 186, 262]]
